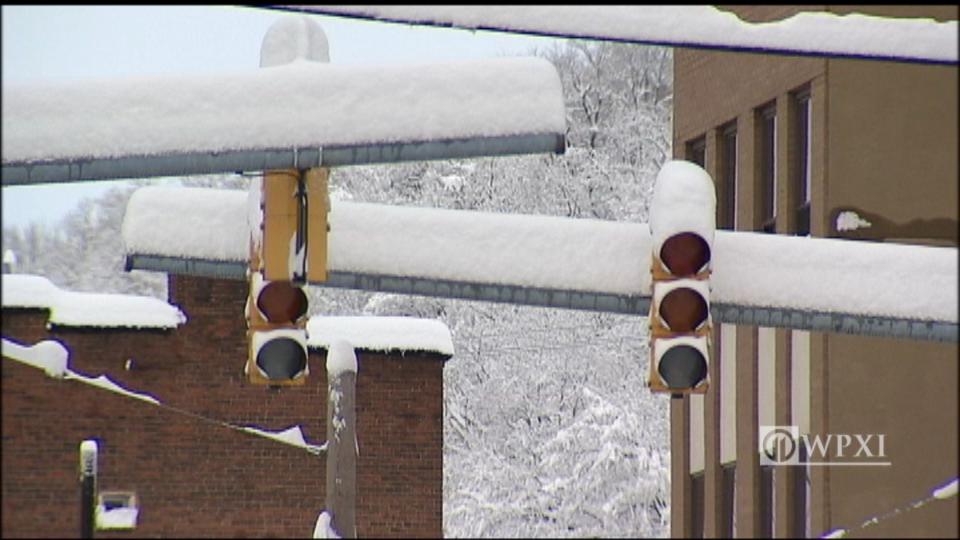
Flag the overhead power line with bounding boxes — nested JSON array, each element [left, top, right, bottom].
[[818, 477, 959, 538]]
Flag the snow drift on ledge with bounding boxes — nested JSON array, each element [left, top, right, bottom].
[[1, 274, 186, 329]]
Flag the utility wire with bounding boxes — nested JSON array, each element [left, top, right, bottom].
[[818, 476, 958, 538], [2, 344, 326, 456]]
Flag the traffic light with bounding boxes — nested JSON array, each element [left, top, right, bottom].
[[246, 270, 309, 386], [245, 169, 322, 386], [648, 160, 716, 394]]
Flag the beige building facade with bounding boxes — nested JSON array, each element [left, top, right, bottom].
[[671, 5, 958, 538]]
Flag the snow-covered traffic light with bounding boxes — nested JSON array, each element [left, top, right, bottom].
[[247, 272, 309, 386], [245, 169, 320, 386], [648, 161, 716, 394]]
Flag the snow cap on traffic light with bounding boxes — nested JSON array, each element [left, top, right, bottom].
[[649, 160, 716, 276]]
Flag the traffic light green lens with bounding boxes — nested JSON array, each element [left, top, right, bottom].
[[257, 282, 309, 323], [660, 232, 711, 276], [658, 345, 707, 389], [659, 288, 708, 332], [256, 337, 307, 380]]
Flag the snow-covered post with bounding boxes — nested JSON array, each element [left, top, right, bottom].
[[326, 339, 358, 538], [79, 439, 98, 539]]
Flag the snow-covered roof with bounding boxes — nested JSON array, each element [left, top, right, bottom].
[[308, 316, 454, 357], [296, 6, 958, 64], [1, 274, 186, 329], [122, 186, 958, 325], [2, 56, 565, 165]]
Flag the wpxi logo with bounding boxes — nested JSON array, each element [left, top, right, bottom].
[[759, 426, 890, 467]]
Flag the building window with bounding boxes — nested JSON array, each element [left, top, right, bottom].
[[691, 471, 705, 538], [719, 123, 738, 230], [795, 442, 809, 538], [687, 136, 706, 169], [758, 103, 777, 233], [793, 89, 812, 236], [760, 464, 774, 537], [720, 463, 736, 538]]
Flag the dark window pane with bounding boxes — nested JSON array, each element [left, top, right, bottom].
[[795, 442, 809, 538], [759, 105, 777, 232], [760, 464, 774, 538], [720, 124, 737, 230], [687, 137, 706, 168], [796, 202, 810, 236], [796, 93, 811, 207], [721, 463, 736, 537], [794, 90, 812, 236], [691, 472, 705, 538]]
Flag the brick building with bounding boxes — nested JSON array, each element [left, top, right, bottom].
[[2, 273, 451, 538], [670, 5, 958, 538]]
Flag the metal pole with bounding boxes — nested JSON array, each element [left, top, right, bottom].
[[326, 341, 358, 538], [79, 440, 98, 539]]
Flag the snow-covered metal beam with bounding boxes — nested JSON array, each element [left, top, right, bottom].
[[2, 134, 563, 185], [268, 6, 959, 65], [124, 253, 958, 342], [1, 57, 566, 185], [121, 187, 958, 342]]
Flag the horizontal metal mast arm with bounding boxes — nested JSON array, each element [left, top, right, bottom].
[[2, 134, 564, 185], [125, 253, 958, 343]]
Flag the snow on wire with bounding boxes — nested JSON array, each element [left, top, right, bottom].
[[818, 477, 958, 538], [1, 337, 326, 456]]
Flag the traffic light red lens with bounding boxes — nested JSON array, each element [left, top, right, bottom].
[[659, 345, 707, 389], [257, 282, 308, 323], [256, 337, 307, 380], [659, 288, 708, 332], [660, 232, 711, 276]]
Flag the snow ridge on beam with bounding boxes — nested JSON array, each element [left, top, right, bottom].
[[2, 134, 564, 186], [2, 57, 566, 184], [124, 254, 958, 343], [122, 187, 958, 326]]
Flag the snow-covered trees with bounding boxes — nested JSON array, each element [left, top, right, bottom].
[[338, 41, 674, 537], [2, 39, 674, 538], [2, 182, 166, 298]]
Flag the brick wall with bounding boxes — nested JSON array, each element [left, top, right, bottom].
[[2, 274, 445, 538]]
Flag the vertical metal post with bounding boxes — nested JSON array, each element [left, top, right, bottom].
[[79, 440, 98, 539], [326, 345, 358, 538], [670, 394, 692, 537]]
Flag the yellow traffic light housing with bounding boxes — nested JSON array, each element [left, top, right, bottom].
[[246, 167, 328, 386], [246, 272, 309, 386], [648, 161, 716, 395]]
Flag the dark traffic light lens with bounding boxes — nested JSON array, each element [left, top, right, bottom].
[[659, 345, 707, 389], [660, 232, 711, 277], [659, 288, 708, 332], [256, 337, 307, 380], [257, 281, 308, 324]]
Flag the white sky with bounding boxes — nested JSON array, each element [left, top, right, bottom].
[[0, 5, 561, 229]]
